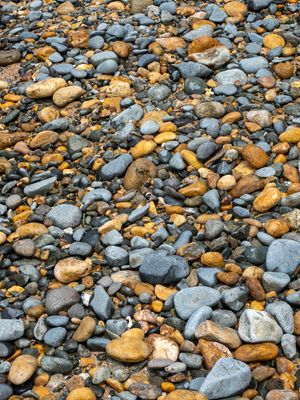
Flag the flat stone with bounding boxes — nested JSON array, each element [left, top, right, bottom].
[[174, 287, 221, 320], [266, 239, 300, 275], [200, 358, 251, 399], [0, 319, 24, 341], [47, 204, 82, 229], [238, 309, 283, 343], [139, 252, 189, 285]]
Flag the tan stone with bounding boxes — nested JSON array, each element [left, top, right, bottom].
[[264, 218, 290, 238], [252, 365, 276, 382], [35, 46, 56, 61], [38, 107, 60, 123], [154, 285, 177, 301], [156, 37, 186, 51], [274, 62, 295, 79], [106, 78, 131, 97], [221, 111, 241, 124], [56, 1, 76, 14], [234, 343, 278, 362], [67, 388, 96, 400], [217, 175, 236, 190], [54, 257, 92, 283], [266, 390, 298, 400], [229, 175, 265, 198], [16, 223, 48, 238], [188, 36, 220, 55], [195, 320, 241, 349], [241, 144, 268, 169], [30, 130, 59, 149], [53, 86, 85, 107], [67, 30, 89, 48], [263, 34, 285, 49], [224, 1, 248, 17], [245, 277, 265, 301], [123, 158, 157, 190], [106, 329, 152, 363], [253, 188, 281, 212], [294, 310, 300, 335], [180, 149, 202, 169], [26, 78, 67, 99], [130, 0, 152, 13], [283, 166, 299, 185], [178, 181, 207, 197], [73, 316, 96, 342], [147, 334, 179, 361], [279, 127, 300, 143], [201, 252, 224, 267], [9, 355, 37, 385], [131, 140, 156, 159], [42, 153, 64, 165], [164, 390, 208, 400], [0, 132, 27, 151], [197, 339, 232, 369], [111, 41, 132, 58]]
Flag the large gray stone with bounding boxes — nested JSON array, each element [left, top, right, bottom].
[[139, 252, 189, 285], [200, 358, 251, 399], [266, 239, 300, 275], [47, 204, 82, 229], [266, 301, 294, 334], [0, 319, 24, 341], [45, 286, 80, 315], [41, 356, 73, 374], [238, 309, 283, 343], [24, 176, 57, 197], [174, 287, 221, 320]]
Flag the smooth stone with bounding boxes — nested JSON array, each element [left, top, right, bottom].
[[43, 327, 67, 347], [174, 287, 221, 320], [266, 239, 300, 275], [24, 176, 57, 196], [266, 301, 294, 334], [262, 272, 290, 293], [200, 358, 251, 399], [0, 319, 24, 341], [8, 355, 37, 385], [240, 57, 269, 73], [184, 306, 212, 339], [105, 246, 129, 267], [139, 252, 189, 285], [45, 286, 80, 315], [41, 356, 73, 374], [101, 154, 133, 180], [47, 204, 82, 229], [238, 309, 283, 343]]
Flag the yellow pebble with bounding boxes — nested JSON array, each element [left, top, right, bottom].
[[154, 132, 176, 144], [180, 149, 202, 169], [249, 301, 265, 311], [152, 300, 163, 313], [131, 140, 156, 159], [273, 154, 286, 163], [161, 382, 176, 393]]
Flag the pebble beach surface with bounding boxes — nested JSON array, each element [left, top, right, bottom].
[[0, 0, 300, 399]]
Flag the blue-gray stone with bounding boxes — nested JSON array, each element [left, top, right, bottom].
[[90, 285, 115, 320], [44, 327, 67, 347], [0, 384, 13, 400], [105, 246, 128, 267], [200, 358, 251, 399], [24, 176, 57, 197], [0, 319, 24, 341], [184, 306, 212, 339], [262, 271, 290, 293], [41, 356, 73, 374], [139, 252, 189, 285], [45, 286, 80, 315], [266, 239, 300, 275], [47, 204, 82, 229], [101, 154, 133, 180], [266, 301, 294, 334], [215, 69, 247, 85], [240, 57, 269, 73], [174, 287, 221, 320]]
